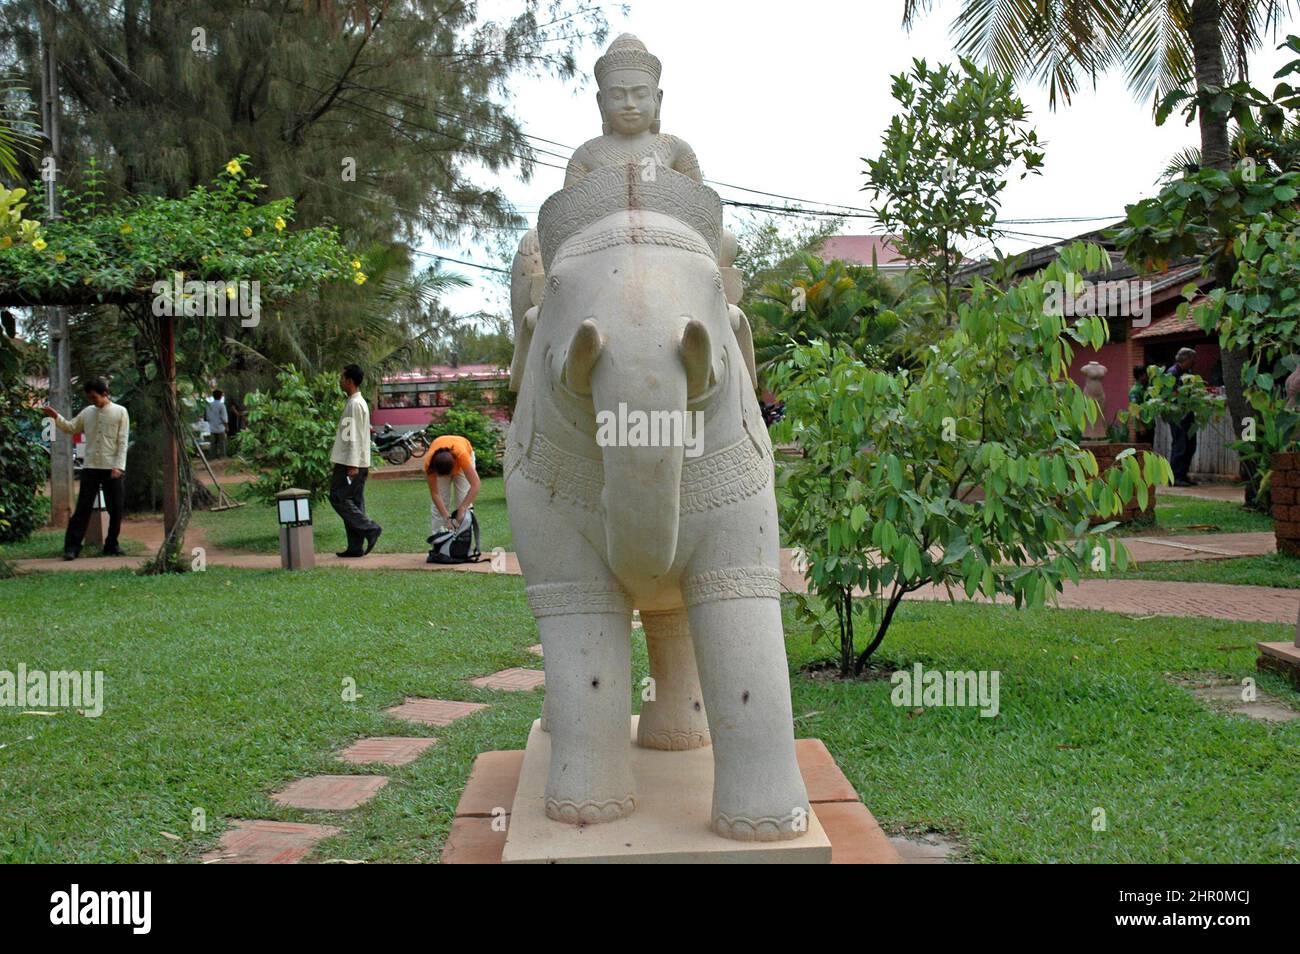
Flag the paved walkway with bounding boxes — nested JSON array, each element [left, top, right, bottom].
[[1156, 483, 1246, 504]]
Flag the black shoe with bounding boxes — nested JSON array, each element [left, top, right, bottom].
[[1173, 478, 1194, 487], [101, 546, 124, 557], [61, 548, 79, 561], [363, 527, 382, 555], [336, 549, 365, 558], [1185, 478, 1200, 486]]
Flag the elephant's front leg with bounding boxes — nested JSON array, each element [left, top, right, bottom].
[[637, 608, 711, 750], [537, 608, 637, 825], [688, 588, 810, 841]]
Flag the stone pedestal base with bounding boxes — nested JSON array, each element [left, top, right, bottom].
[[1257, 641, 1300, 689], [278, 524, 315, 570], [442, 722, 900, 864]]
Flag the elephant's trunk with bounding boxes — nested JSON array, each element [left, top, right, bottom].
[[600, 427, 684, 581]]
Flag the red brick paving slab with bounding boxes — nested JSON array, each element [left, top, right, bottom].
[[271, 774, 389, 810], [201, 819, 341, 864], [796, 739, 861, 804], [469, 668, 546, 691], [454, 750, 525, 818], [384, 697, 488, 727], [817, 802, 902, 864], [338, 736, 437, 766], [441, 816, 507, 864]]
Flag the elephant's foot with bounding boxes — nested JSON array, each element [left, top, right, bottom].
[[637, 608, 711, 750], [535, 604, 637, 826], [684, 587, 812, 842], [545, 792, 637, 825]]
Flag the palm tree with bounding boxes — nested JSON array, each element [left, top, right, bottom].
[[901, 0, 1290, 469], [900, 1, 1290, 174]]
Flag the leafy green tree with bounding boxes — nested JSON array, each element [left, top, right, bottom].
[[0, 157, 355, 570], [747, 253, 903, 373], [770, 243, 1171, 676], [1119, 364, 1223, 431], [235, 368, 368, 502], [0, 332, 49, 544], [862, 58, 1043, 323], [1113, 41, 1300, 503]]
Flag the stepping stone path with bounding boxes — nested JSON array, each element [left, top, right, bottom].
[[889, 832, 964, 864], [384, 697, 488, 726], [339, 737, 437, 766], [272, 774, 389, 810], [1186, 679, 1300, 723], [201, 819, 341, 865], [469, 668, 545, 691]]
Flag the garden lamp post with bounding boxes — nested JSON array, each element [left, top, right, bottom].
[[276, 488, 315, 570], [84, 486, 109, 549]]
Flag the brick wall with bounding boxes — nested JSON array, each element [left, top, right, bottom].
[[1272, 452, 1300, 557], [1087, 442, 1156, 526]]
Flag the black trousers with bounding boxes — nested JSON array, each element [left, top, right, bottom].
[[1169, 417, 1198, 480], [329, 463, 379, 551], [66, 468, 124, 553]]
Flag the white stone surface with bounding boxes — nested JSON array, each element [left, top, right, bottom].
[[502, 34, 810, 843], [501, 720, 832, 863]]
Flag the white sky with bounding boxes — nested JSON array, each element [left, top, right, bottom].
[[430, 0, 1300, 318]]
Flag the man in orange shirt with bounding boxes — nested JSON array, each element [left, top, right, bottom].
[[424, 434, 482, 532]]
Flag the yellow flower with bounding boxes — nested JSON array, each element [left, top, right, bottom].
[[32, 238, 47, 251], [353, 272, 368, 285], [0, 236, 11, 249], [274, 217, 286, 231], [120, 223, 132, 235], [242, 227, 253, 237], [226, 159, 243, 176], [54, 252, 66, 263], [225, 286, 237, 299], [351, 259, 361, 270], [83, 277, 92, 285]]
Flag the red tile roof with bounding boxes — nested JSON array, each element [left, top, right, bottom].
[[817, 235, 910, 267]]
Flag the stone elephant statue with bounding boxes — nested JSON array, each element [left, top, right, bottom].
[[504, 164, 810, 841]]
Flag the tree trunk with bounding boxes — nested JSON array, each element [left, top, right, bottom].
[[1190, 0, 1230, 173], [1191, 0, 1256, 498]]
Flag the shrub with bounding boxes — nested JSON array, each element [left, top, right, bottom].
[[0, 351, 51, 544], [235, 368, 374, 502]]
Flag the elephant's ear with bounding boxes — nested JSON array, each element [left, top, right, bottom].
[[509, 306, 539, 394], [729, 304, 758, 390]]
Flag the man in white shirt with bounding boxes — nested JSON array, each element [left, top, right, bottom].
[[329, 363, 382, 557], [41, 377, 130, 560], [205, 389, 229, 458]]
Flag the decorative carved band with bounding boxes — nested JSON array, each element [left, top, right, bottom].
[[639, 608, 691, 638], [713, 808, 806, 841], [527, 581, 632, 618], [511, 433, 604, 511], [538, 164, 723, 271], [679, 437, 771, 513], [553, 224, 715, 266], [681, 565, 782, 607], [511, 433, 770, 515]]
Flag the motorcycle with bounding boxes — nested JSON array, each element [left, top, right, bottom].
[[371, 424, 422, 465]]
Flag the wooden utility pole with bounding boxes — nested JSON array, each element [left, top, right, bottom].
[[40, 10, 73, 527]]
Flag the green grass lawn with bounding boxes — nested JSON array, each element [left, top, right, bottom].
[[1, 566, 1295, 863], [194, 476, 513, 554], [1097, 552, 1300, 589], [1152, 498, 1274, 535], [0, 531, 147, 561]]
